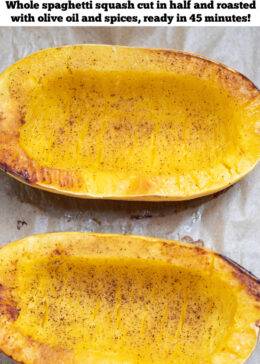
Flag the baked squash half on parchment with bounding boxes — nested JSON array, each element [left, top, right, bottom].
[[0, 232, 259, 363], [0, 45, 259, 200]]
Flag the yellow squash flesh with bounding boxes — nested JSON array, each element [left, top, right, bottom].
[[0, 232, 259, 364], [0, 45, 259, 200]]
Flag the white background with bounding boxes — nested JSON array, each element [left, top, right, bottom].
[[0, 0, 259, 26]]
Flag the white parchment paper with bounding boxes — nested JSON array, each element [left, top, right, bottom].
[[0, 27, 259, 363]]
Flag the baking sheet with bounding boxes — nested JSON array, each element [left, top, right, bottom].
[[0, 27, 259, 363]]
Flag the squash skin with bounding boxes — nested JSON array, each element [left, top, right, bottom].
[[0, 232, 258, 364], [0, 45, 259, 200]]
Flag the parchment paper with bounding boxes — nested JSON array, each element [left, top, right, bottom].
[[0, 27, 259, 363]]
